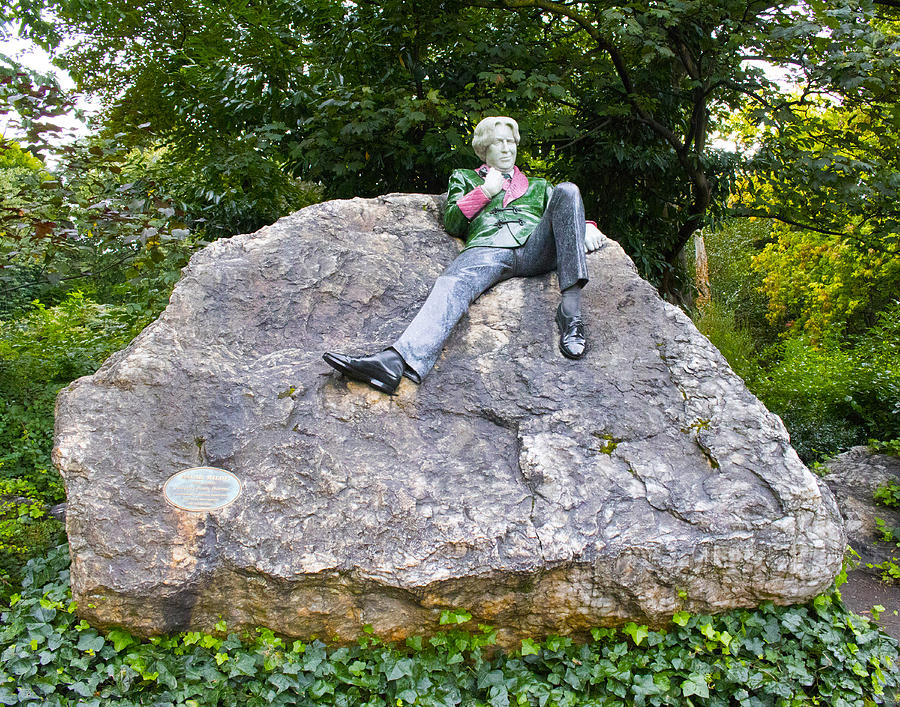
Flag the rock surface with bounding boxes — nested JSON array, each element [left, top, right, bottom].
[[823, 446, 900, 570], [54, 193, 845, 645]]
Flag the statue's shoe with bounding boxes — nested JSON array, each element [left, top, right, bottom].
[[322, 349, 404, 394], [555, 304, 586, 360]]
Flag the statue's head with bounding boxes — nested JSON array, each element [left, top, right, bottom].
[[472, 116, 519, 172]]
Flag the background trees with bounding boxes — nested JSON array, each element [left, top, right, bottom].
[[17, 0, 897, 286]]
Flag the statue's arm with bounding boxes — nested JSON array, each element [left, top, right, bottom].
[[585, 221, 604, 252], [444, 170, 485, 238]]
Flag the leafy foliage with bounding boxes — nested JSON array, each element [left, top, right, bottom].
[[0, 291, 137, 601], [12, 0, 892, 287], [1, 547, 898, 705], [726, 27, 900, 341], [0, 136, 203, 314], [1, 44, 320, 312], [0, 287, 154, 602], [695, 214, 900, 462], [875, 481, 900, 509], [0, 478, 64, 604], [751, 338, 876, 461], [754, 306, 900, 461], [0, 51, 77, 155], [751, 224, 900, 343], [732, 99, 900, 325], [871, 439, 900, 457], [695, 220, 773, 344], [870, 519, 900, 584], [0, 291, 143, 481], [694, 301, 761, 384]]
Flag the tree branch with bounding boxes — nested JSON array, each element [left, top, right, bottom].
[[728, 210, 900, 256], [728, 209, 846, 235], [465, 0, 689, 159]]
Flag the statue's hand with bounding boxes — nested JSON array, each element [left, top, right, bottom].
[[585, 222, 605, 253], [481, 168, 505, 198]]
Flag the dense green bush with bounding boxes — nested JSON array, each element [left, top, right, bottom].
[[0, 477, 65, 603], [1, 547, 898, 705], [750, 303, 900, 462], [694, 218, 900, 463], [697, 221, 774, 349], [693, 302, 761, 385], [751, 338, 871, 462], [852, 303, 900, 443], [0, 292, 143, 479], [0, 292, 143, 598]]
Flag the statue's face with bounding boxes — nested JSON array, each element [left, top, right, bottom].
[[484, 124, 517, 172]]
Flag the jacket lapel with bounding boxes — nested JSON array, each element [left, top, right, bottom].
[[503, 166, 529, 207]]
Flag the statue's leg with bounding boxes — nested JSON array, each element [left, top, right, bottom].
[[514, 182, 589, 359], [392, 246, 514, 382], [514, 181, 588, 289]]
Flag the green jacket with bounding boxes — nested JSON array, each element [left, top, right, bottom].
[[444, 169, 551, 250]]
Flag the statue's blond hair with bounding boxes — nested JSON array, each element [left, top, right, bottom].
[[472, 116, 520, 161]]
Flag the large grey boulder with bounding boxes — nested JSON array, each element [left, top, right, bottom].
[[823, 446, 900, 570], [54, 193, 845, 645]]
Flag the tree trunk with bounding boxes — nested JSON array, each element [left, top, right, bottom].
[[694, 230, 711, 308]]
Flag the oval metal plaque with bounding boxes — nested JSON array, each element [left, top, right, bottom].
[[163, 467, 242, 512]]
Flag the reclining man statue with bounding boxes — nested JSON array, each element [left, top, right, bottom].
[[323, 115, 604, 394]]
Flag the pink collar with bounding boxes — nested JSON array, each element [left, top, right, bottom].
[[477, 165, 529, 207]]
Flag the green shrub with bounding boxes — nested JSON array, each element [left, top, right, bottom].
[[869, 518, 900, 585], [851, 302, 900, 444], [696, 219, 899, 464], [871, 439, 900, 457], [698, 220, 775, 348], [0, 292, 143, 597], [0, 478, 65, 603], [1, 546, 898, 705], [0, 386, 58, 485], [868, 519, 900, 584], [875, 482, 900, 509], [752, 338, 869, 462], [748, 302, 900, 464], [0, 291, 139, 388], [0, 292, 142, 482], [694, 302, 761, 384]]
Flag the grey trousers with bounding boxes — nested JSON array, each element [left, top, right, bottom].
[[392, 182, 589, 382]]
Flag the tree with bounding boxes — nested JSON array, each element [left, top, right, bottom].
[[13, 0, 900, 291], [724, 7, 900, 339]]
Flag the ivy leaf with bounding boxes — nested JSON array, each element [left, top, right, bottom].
[[106, 628, 135, 651], [673, 611, 691, 626], [633, 673, 665, 697], [309, 678, 334, 698], [623, 623, 649, 646], [385, 657, 414, 681], [228, 652, 258, 677], [397, 688, 418, 703], [439, 609, 472, 625], [75, 632, 104, 652], [682, 673, 710, 698], [520, 639, 540, 656]]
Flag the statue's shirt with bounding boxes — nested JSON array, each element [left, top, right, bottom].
[[444, 168, 552, 251]]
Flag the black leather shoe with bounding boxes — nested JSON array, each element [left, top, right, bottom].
[[322, 349, 405, 394], [555, 304, 586, 359]]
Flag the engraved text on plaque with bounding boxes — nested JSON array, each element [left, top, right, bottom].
[[163, 467, 242, 512]]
